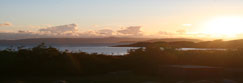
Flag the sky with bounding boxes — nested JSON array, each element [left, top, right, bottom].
[[1, 0, 243, 40]]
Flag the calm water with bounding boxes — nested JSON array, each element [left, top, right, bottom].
[[57, 46, 139, 55], [0, 44, 226, 55], [178, 48, 226, 51], [0, 44, 140, 55]]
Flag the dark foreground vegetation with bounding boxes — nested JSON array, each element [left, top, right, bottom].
[[1, 43, 243, 82]]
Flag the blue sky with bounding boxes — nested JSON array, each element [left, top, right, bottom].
[[0, 0, 215, 30], [1, 0, 243, 39]]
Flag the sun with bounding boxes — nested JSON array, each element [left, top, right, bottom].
[[202, 16, 243, 37]]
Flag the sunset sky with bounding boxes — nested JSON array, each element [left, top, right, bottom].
[[1, 0, 243, 40]]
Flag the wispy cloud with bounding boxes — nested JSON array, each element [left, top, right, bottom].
[[39, 24, 78, 34], [97, 29, 114, 36], [0, 24, 145, 39], [0, 22, 12, 27], [1, 24, 208, 40], [118, 26, 143, 36], [176, 29, 187, 34]]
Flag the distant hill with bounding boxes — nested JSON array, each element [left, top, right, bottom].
[[0, 37, 154, 45], [0, 37, 203, 46], [145, 38, 202, 43], [115, 39, 243, 48]]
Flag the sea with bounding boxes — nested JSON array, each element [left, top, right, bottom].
[[0, 43, 140, 55], [0, 43, 226, 55]]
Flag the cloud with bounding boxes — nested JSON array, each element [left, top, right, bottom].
[[176, 29, 186, 34], [0, 22, 12, 27], [0, 31, 44, 40], [158, 31, 174, 35], [0, 24, 81, 39], [118, 26, 142, 35], [0, 30, 82, 40], [150, 31, 177, 38], [18, 30, 34, 33], [39, 24, 78, 34], [0, 24, 148, 40], [97, 29, 113, 36], [77, 31, 101, 38]]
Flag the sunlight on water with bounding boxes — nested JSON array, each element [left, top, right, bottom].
[[0, 45, 140, 55]]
